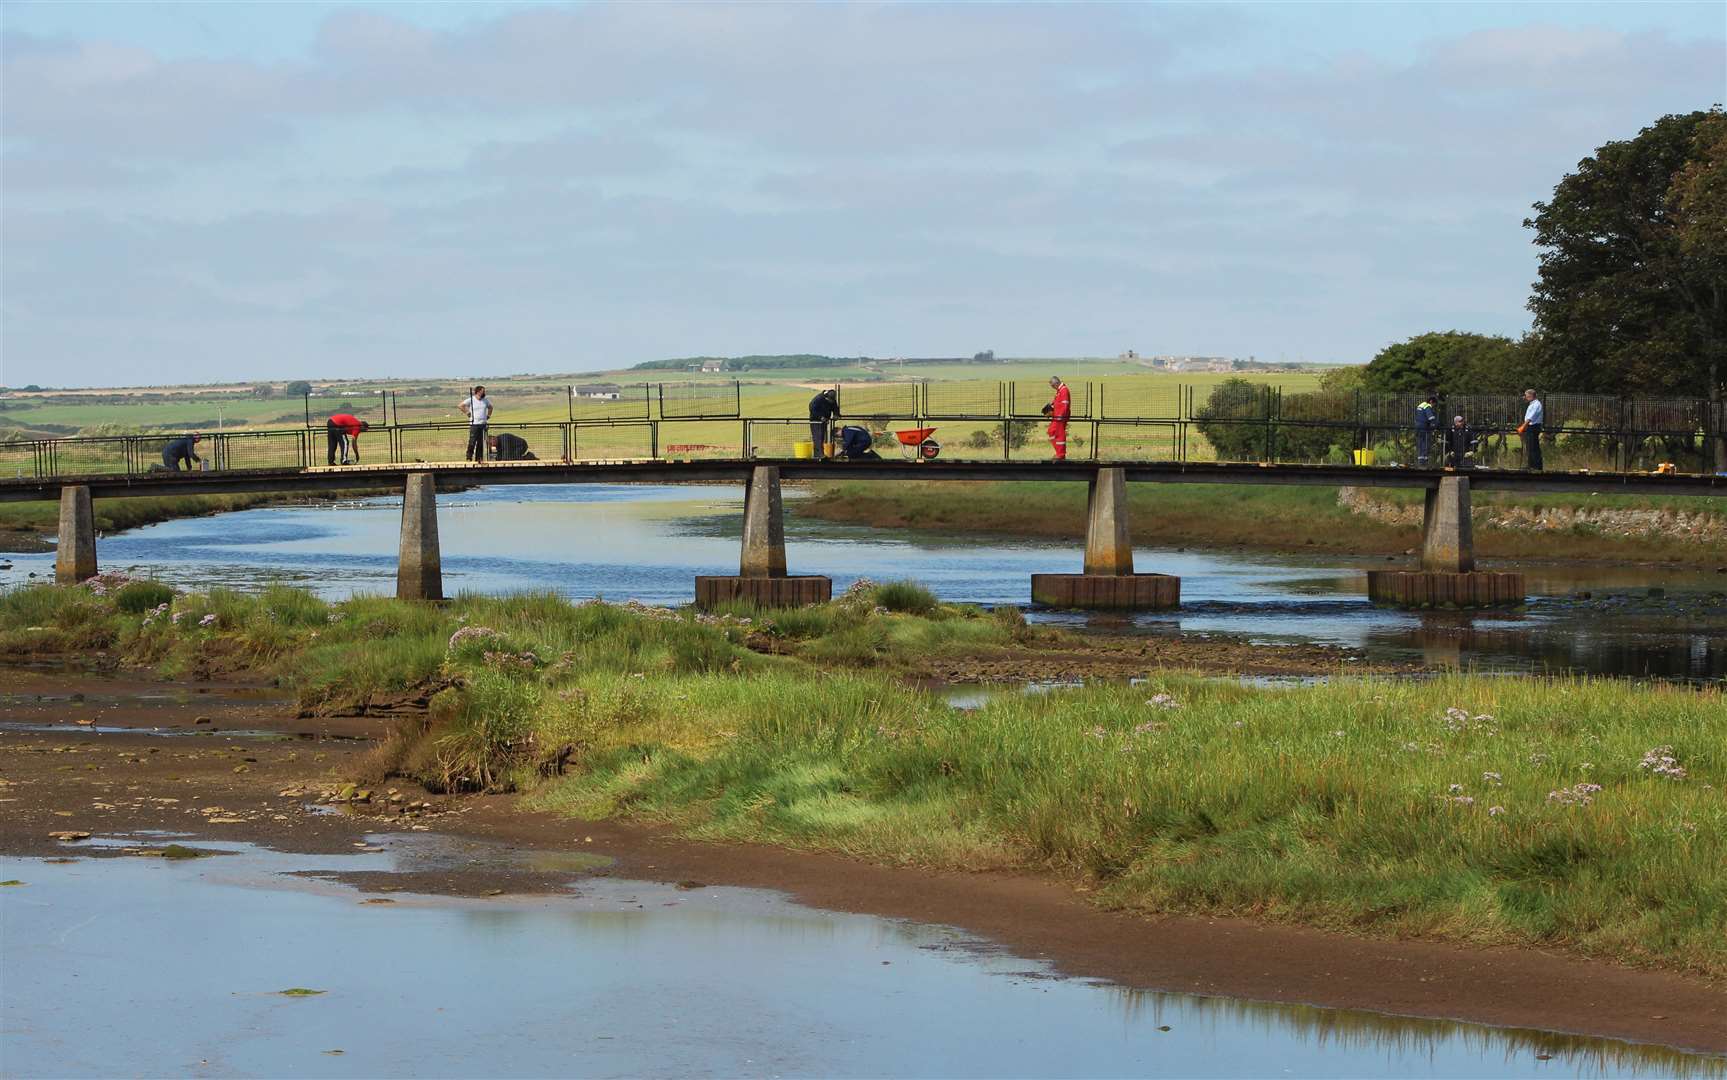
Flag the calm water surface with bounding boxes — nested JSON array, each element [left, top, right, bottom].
[[2, 484, 1723, 679], [3, 837, 1718, 1079]]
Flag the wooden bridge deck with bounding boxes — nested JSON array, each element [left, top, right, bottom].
[[4, 457, 1726, 502]]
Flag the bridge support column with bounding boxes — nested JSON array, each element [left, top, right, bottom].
[[695, 465, 831, 609], [396, 473, 443, 602], [1420, 476, 1474, 573], [1368, 477, 1523, 607], [1030, 468, 1179, 610], [55, 485, 97, 584]]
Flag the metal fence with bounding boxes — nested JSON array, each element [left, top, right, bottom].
[[658, 381, 740, 419], [4, 381, 1723, 480]]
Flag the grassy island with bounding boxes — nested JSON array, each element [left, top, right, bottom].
[[1, 579, 1721, 978]]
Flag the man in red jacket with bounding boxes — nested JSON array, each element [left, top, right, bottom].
[[326, 413, 370, 466], [1044, 376, 1071, 460]]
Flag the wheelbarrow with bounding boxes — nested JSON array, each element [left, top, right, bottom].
[[894, 426, 941, 461]]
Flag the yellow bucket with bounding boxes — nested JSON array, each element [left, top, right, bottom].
[[1352, 449, 1376, 466], [792, 441, 814, 459]]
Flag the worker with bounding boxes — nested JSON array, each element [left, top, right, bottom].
[[1443, 415, 1478, 469], [488, 432, 536, 461], [460, 385, 492, 462], [1043, 376, 1071, 459], [1414, 389, 1439, 467], [1518, 389, 1544, 471], [161, 433, 202, 472], [836, 425, 880, 460], [808, 389, 840, 461], [326, 413, 369, 466]]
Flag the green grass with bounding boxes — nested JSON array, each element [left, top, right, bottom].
[[0, 491, 389, 537], [6, 578, 1723, 974], [528, 672, 1726, 976], [797, 481, 1727, 563]]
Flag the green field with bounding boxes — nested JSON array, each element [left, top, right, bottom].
[[0, 363, 1327, 446]]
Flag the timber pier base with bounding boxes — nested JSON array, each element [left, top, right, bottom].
[[695, 575, 832, 609], [1031, 573, 1180, 610], [1366, 570, 1524, 608]]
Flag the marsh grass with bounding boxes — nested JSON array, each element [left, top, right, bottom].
[[798, 481, 1727, 563], [7, 580, 1724, 973], [530, 673, 1727, 976]]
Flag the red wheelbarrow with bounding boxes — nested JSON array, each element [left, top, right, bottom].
[[894, 427, 941, 461]]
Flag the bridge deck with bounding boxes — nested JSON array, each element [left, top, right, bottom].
[[3, 458, 1725, 502]]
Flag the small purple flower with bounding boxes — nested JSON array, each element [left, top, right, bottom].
[[1638, 746, 1687, 780]]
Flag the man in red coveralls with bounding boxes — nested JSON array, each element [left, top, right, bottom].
[[326, 413, 370, 466], [1044, 376, 1071, 459]]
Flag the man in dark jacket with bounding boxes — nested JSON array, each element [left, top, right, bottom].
[[808, 389, 840, 460], [487, 432, 536, 461], [1414, 390, 1439, 466], [161, 434, 202, 471], [837, 425, 880, 460], [1443, 415, 1478, 469]]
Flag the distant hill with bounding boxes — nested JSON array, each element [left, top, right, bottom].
[[631, 354, 871, 372]]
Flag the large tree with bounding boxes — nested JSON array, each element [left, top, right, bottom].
[[1524, 109, 1727, 400], [1361, 331, 1531, 394]]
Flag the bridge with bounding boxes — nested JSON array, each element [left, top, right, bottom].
[[6, 377, 1723, 608], [16, 456, 1726, 612]]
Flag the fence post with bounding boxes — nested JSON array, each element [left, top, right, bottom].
[[1264, 387, 1276, 463]]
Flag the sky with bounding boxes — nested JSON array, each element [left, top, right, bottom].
[[1, 2, 1722, 388]]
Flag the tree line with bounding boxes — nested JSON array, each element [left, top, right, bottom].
[[1350, 107, 1723, 400]]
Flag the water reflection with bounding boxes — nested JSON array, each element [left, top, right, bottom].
[[3, 838, 1719, 1078], [1, 483, 1723, 681]]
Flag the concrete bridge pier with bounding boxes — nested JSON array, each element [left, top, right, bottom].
[[695, 466, 832, 609], [55, 485, 97, 584], [1367, 476, 1523, 607], [1030, 467, 1179, 610], [397, 473, 444, 602]]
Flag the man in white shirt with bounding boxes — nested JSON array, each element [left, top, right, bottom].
[[461, 385, 493, 462], [1520, 389, 1544, 471]]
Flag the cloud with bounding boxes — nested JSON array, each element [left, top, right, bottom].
[[0, 6, 1722, 384]]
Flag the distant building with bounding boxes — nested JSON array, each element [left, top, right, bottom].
[[699, 359, 727, 373], [573, 384, 622, 400]]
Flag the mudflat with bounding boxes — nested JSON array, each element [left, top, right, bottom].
[[2, 664, 1721, 1057]]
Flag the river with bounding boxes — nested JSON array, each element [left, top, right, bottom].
[[3, 836, 1718, 1078], [2, 483, 1724, 680]]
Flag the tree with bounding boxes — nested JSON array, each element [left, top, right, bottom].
[[1193, 377, 1273, 460], [284, 380, 313, 397], [1362, 331, 1530, 395], [1524, 108, 1726, 400], [254, 383, 275, 398]]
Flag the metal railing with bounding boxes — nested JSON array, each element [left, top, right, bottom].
[[3, 380, 1723, 481]]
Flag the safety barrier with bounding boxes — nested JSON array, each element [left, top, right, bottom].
[[2, 380, 1722, 480]]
